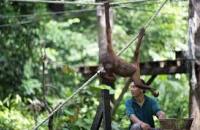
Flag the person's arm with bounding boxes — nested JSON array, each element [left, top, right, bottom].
[[151, 98, 166, 119], [130, 114, 151, 130], [156, 111, 166, 119]]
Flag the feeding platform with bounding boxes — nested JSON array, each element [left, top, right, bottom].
[[159, 118, 193, 130]]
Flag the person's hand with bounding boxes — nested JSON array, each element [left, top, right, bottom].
[[157, 111, 166, 119], [140, 122, 151, 130]]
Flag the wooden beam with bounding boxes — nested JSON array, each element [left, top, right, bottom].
[[78, 59, 188, 78], [140, 59, 187, 75]]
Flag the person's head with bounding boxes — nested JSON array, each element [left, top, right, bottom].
[[129, 79, 146, 97]]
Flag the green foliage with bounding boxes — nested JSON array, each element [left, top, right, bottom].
[[0, 95, 34, 130], [157, 75, 189, 118]]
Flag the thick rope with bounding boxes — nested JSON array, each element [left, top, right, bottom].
[[10, 0, 104, 5], [110, 0, 159, 6], [0, 9, 96, 19], [33, 0, 168, 129], [117, 0, 168, 56], [2, 0, 164, 19], [0, 20, 34, 28], [10, 0, 157, 6], [33, 68, 102, 130]]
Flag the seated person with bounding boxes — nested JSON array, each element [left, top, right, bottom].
[[125, 80, 165, 130]]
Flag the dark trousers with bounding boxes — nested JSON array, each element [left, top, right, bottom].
[[130, 123, 142, 130]]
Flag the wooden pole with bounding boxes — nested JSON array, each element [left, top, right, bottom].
[[188, 0, 200, 130], [91, 89, 111, 130], [96, 0, 115, 102], [91, 105, 103, 130], [93, 1, 112, 129], [101, 90, 111, 130]]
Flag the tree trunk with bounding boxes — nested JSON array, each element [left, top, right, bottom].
[[188, 0, 200, 130]]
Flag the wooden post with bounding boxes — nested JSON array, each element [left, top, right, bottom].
[[96, 0, 115, 103], [188, 0, 200, 130], [101, 90, 111, 130], [91, 89, 111, 130], [96, 0, 107, 61], [91, 105, 103, 130]]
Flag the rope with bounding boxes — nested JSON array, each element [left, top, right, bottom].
[[10, 0, 104, 5], [143, 0, 168, 29], [117, 0, 168, 56], [0, 8, 96, 28], [110, 0, 159, 6], [33, 68, 102, 129], [10, 0, 160, 6], [2, 0, 187, 20], [33, 0, 169, 129], [0, 8, 96, 19], [0, 20, 34, 28]]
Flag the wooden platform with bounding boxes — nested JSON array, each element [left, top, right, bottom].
[[78, 59, 189, 78], [159, 118, 193, 130]]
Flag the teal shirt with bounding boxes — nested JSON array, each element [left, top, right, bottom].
[[125, 95, 161, 128]]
